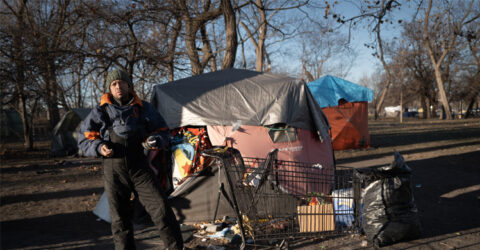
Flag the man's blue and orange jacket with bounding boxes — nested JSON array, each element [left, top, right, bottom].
[[77, 92, 170, 157]]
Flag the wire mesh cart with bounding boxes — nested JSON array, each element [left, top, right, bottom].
[[202, 147, 362, 249]]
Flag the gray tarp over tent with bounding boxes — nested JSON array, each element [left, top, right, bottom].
[[147, 68, 333, 223], [151, 68, 330, 140], [51, 108, 91, 156]]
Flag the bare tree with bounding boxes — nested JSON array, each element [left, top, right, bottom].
[[83, 1, 168, 100], [174, 0, 239, 75], [132, 1, 184, 82], [298, 13, 355, 81], [16, 0, 91, 129], [239, 0, 310, 72], [0, 0, 34, 150], [420, 0, 476, 119], [327, 0, 402, 119], [401, 21, 437, 118], [461, 5, 480, 118], [371, 0, 400, 120]]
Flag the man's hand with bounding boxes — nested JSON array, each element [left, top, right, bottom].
[[100, 144, 113, 157], [142, 135, 166, 150]]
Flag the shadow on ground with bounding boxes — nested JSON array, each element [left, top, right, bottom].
[[1, 212, 112, 250], [407, 151, 480, 237], [1, 187, 104, 205], [370, 125, 480, 148], [337, 139, 480, 164]]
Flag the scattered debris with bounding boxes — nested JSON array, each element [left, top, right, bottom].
[[361, 240, 368, 247], [185, 218, 245, 247], [205, 223, 223, 233]]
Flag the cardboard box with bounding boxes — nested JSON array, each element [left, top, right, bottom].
[[297, 203, 335, 232]]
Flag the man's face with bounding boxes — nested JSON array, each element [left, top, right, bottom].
[[110, 80, 130, 100]]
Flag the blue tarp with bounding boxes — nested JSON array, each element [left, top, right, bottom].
[[307, 75, 374, 108]]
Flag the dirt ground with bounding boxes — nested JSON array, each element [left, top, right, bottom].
[[1, 118, 479, 249]]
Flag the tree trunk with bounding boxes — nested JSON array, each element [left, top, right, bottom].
[[221, 0, 237, 69], [421, 0, 473, 120], [303, 64, 314, 82], [241, 39, 247, 69], [18, 95, 32, 150], [74, 60, 85, 108], [46, 60, 61, 130], [400, 87, 403, 123], [375, 87, 388, 119], [199, 23, 215, 70], [57, 82, 71, 112], [184, 20, 203, 75], [373, 0, 392, 120], [264, 46, 271, 72], [465, 38, 480, 118], [465, 73, 480, 118], [205, 23, 218, 71], [255, 44, 265, 72], [166, 17, 182, 81], [433, 65, 453, 119], [432, 100, 439, 118], [256, 0, 267, 72], [421, 94, 428, 119], [12, 1, 33, 150], [428, 102, 433, 118], [240, 0, 267, 72], [75, 76, 82, 108], [465, 98, 476, 118], [167, 63, 175, 82], [15, 77, 33, 150], [178, 0, 222, 75]]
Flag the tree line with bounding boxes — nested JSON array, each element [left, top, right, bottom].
[[1, 0, 479, 150], [346, 0, 479, 120]]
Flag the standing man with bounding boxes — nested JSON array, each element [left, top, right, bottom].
[[78, 69, 183, 250]]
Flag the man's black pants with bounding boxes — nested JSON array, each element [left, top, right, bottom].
[[103, 131, 183, 250]]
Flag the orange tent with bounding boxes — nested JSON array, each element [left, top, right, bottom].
[[308, 75, 373, 151], [321, 100, 370, 150]]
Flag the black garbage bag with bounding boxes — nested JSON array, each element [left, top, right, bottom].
[[361, 151, 422, 247]]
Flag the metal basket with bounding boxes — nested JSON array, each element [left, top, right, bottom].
[[202, 147, 361, 248]]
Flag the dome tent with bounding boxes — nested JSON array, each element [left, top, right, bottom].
[[51, 108, 91, 156], [308, 75, 373, 151], [151, 68, 335, 222]]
